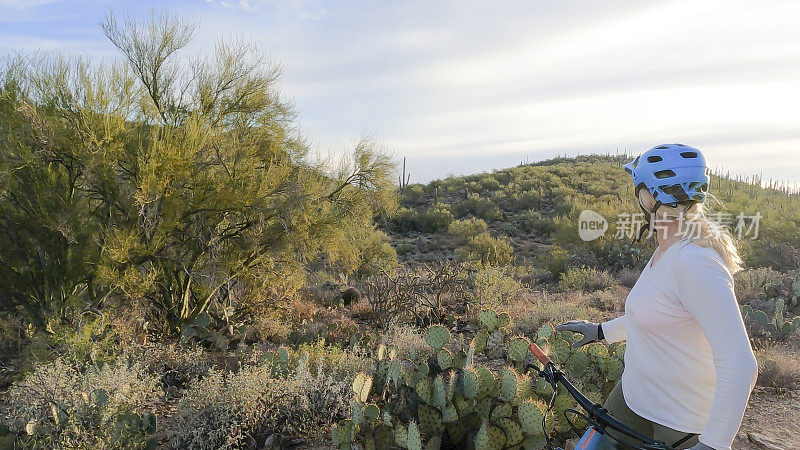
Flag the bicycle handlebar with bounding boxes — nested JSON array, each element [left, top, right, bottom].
[[528, 342, 674, 450]]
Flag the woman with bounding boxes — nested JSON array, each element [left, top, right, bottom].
[[558, 144, 758, 450]]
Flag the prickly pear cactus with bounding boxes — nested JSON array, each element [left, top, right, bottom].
[[741, 299, 800, 340], [333, 311, 626, 450]]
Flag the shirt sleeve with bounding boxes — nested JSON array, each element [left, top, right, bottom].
[[601, 315, 627, 343], [673, 246, 758, 450]]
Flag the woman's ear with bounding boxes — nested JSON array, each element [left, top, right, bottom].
[[638, 189, 655, 212]]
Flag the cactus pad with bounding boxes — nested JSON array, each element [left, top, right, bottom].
[[463, 367, 479, 399], [417, 403, 444, 436], [415, 378, 433, 405], [373, 424, 394, 450], [424, 436, 441, 450], [352, 401, 364, 426], [432, 376, 447, 409], [476, 365, 496, 397], [442, 403, 458, 423], [353, 373, 373, 402], [364, 404, 380, 421], [407, 422, 422, 450], [425, 325, 451, 349], [497, 418, 524, 446], [523, 435, 547, 450], [472, 330, 490, 353], [478, 309, 499, 331], [602, 357, 624, 381], [437, 349, 453, 370], [499, 367, 519, 402], [491, 402, 513, 422], [394, 423, 407, 448], [517, 400, 545, 435], [486, 330, 506, 359], [536, 323, 555, 340], [508, 337, 530, 362]]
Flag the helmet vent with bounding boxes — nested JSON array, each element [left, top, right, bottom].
[[647, 156, 663, 163], [680, 152, 698, 158], [660, 185, 681, 195], [654, 169, 676, 179], [624, 167, 632, 174], [689, 182, 710, 192], [656, 145, 669, 149], [632, 156, 640, 168]]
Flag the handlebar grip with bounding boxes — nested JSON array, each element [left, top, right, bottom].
[[528, 342, 552, 365]]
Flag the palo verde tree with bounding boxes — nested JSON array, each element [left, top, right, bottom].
[[0, 10, 397, 335]]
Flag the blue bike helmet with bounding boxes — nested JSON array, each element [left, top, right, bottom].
[[624, 143, 710, 205], [623, 143, 710, 239]]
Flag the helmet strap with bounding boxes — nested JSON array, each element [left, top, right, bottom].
[[635, 191, 662, 242]]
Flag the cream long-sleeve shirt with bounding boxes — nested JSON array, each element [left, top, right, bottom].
[[602, 240, 758, 450]]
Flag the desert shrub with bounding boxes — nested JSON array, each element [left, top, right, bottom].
[[170, 346, 360, 449], [558, 267, 616, 292], [617, 268, 640, 288], [391, 204, 454, 233], [512, 297, 605, 337], [352, 228, 398, 276], [520, 210, 558, 236], [500, 223, 518, 237], [2, 358, 161, 449], [363, 261, 473, 327], [401, 184, 427, 204], [134, 343, 212, 395], [584, 287, 625, 312], [536, 246, 569, 280], [47, 315, 121, 367], [395, 242, 415, 255], [472, 266, 523, 309], [565, 249, 601, 271], [755, 345, 800, 390], [247, 313, 291, 344], [595, 240, 649, 273], [292, 340, 372, 376], [448, 217, 489, 242], [734, 267, 783, 302], [391, 207, 423, 232], [420, 204, 455, 233], [479, 176, 502, 192], [452, 192, 503, 221], [518, 266, 556, 286], [454, 232, 514, 266], [378, 326, 431, 361]]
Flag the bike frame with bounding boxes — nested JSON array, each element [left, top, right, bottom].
[[528, 342, 676, 450]]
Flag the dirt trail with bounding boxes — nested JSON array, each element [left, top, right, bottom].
[[734, 388, 799, 449]]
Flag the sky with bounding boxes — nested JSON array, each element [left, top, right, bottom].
[[2, 0, 800, 186]]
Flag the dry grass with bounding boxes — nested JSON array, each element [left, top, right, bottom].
[[755, 344, 800, 391], [508, 291, 612, 337]]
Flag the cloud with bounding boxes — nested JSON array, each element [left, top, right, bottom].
[[3, 0, 800, 185], [0, 0, 61, 7]]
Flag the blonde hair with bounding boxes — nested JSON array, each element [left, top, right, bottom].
[[638, 190, 743, 273]]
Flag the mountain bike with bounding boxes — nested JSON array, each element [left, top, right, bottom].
[[527, 342, 695, 450]]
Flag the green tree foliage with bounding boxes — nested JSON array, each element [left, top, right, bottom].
[[0, 10, 396, 334]]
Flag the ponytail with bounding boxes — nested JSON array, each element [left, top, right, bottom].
[[638, 190, 743, 273]]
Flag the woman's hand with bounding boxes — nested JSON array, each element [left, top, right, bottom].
[[556, 320, 602, 347]]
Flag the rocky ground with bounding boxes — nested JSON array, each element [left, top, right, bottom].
[[735, 388, 799, 449]]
